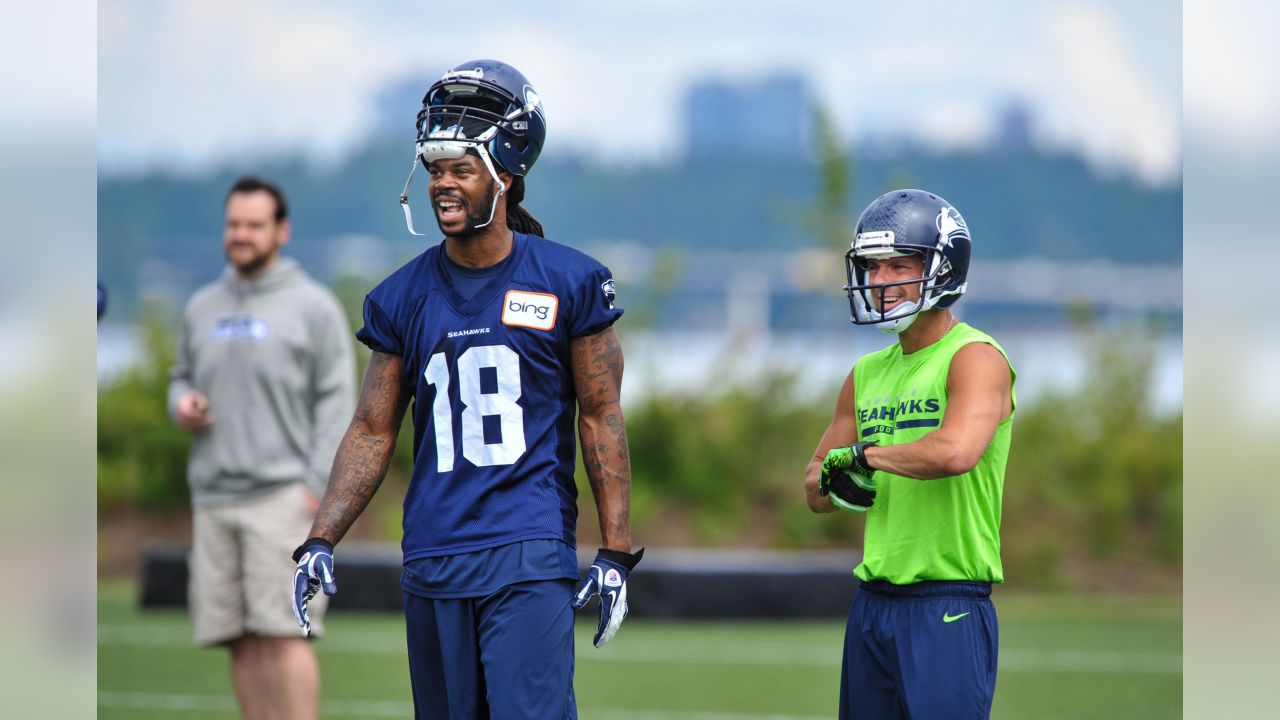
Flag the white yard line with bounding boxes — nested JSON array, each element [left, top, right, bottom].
[[97, 691, 831, 720], [98, 624, 1181, 674], [97, 691, 411, 718], [591, 713, 830, 720]]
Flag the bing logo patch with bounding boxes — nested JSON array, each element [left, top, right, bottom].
[[502, 289, 558, 331]]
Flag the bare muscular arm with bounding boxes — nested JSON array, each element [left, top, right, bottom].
[[307, 351, 412, 544], [571, 327, 632, 552], [864, 343, 1013, 479]]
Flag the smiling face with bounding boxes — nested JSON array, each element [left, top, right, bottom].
[[863, 254, 926, 313], [427, 153, 508, 239]]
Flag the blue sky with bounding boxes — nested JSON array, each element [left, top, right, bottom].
[[98, 1, 1182, 184]]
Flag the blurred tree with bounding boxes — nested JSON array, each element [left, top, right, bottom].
[[809, 104, 855, 256], [97, 301, 191, 510], [618, 247, 684, 331], [1000, 310, 1183, 586]]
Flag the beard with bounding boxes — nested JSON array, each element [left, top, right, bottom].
[[225, 242, 280, 278], [436, 178, 499, 239]]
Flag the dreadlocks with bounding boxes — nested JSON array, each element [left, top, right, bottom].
[[505, 175, 544, 237]]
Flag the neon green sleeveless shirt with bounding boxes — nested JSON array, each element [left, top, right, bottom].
[[852, 322, 1016, 584]]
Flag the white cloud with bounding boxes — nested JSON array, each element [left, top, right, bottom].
[[1037, 3, 1180, 183], [914, 102, 998, 152], [99, 1, 397, 170], [0, 2, 96, 131], [98, 0, 1182, 183], [1184, 0, 1280, 155]]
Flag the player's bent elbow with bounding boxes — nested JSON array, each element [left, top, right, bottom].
[[917, 432, 983, 478], [937, 448, 981, 477]]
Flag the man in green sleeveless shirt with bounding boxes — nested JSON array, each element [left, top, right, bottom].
[[804, 189, 1016, 719]]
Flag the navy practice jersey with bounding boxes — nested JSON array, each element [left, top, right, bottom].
[[356, 232, 622, 561]]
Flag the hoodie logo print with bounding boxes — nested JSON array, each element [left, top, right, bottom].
[[212, 314, 271, 341]]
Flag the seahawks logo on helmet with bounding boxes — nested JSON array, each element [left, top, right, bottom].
[[936, 207, 969, 248]]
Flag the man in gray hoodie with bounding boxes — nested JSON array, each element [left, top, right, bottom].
[[169, 176, 356, 720]]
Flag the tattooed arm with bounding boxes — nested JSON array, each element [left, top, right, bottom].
[[307, 350, 412, 545], [571, 327, 632, 552]]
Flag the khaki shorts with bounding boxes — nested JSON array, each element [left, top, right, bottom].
[[189, 482, 328, 646]]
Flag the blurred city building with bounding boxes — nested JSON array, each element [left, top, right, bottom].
[[683, 73, 813, 161]]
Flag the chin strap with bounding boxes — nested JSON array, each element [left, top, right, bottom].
[[399, 156, 425, 236], [471, 143, 505, 230], [876, 309, 920, 334]]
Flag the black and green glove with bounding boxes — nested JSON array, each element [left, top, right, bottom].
[[820, 441, 878, 512]]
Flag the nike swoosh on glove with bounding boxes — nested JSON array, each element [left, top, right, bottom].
[[572, 548, 644, 648]]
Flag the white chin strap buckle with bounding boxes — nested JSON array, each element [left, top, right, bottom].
[[398, 141, 505, 236], [870, 298, 922, 334], [399, 156, 426, 236], [876, 312, 919, 334]]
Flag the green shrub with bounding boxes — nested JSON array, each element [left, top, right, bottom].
[[1001, 320, 1183, 581], [98, 303, 192, 510]]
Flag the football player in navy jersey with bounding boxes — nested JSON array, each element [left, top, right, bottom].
[[290, 60, 642, 719]]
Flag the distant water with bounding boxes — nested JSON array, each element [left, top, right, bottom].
[[96, 325, 145, 384], [620, 327, 1182, 414], [97, 324, 1183, 414]]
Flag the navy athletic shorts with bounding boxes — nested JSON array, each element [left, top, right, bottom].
[[403, 578, 577, 719], [839, 579, 998, 720]]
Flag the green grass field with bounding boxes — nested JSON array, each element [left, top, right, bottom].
[[98, 583, 1180, 719]]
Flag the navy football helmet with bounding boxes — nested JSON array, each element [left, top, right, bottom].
[[399, 59, 546, 234], [844, 189, 971, 333]]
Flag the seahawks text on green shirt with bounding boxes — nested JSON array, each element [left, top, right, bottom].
[[852, 322, 1016, 585]]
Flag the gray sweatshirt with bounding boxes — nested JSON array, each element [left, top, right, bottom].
[[168, 257, 357, 506]]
